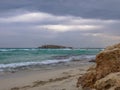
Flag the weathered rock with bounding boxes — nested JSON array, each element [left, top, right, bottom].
[[77, 69, 96, 88], [77, 43, 120, 90], [105, 43, 120, 50], [89, 59, 96, 63], [95, 48, 120, 80], [94, 72, 120, 90]]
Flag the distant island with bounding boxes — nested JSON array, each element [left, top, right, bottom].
[[38, 45, 73, 49]]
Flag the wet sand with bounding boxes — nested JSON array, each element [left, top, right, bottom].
[[0, 60, 93, 90]]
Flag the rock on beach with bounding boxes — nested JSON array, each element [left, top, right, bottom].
[[77, 43, 120, 90]]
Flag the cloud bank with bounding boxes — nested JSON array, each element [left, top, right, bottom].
[[0, 0, 120, 48]]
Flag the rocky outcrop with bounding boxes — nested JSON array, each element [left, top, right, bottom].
[[77, 43, 120, 90], [94, 72, 120, 90], [38, 45, 73, 49], [105, 43, 120, 50], [89, 59, 96, 63]]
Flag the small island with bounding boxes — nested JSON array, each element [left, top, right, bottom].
[[38, 45, 73, 49]]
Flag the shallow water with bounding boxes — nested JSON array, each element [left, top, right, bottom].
[[0, 48, 102, 71]]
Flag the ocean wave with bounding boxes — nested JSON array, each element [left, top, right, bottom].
[[0, 55, 95, 69], [0, 59, 71, 69], [0, 49, 12, 52], [0, 48, 103, 53], [0, 48, 72, 52], [70, 55, 96, 60], [0, 48, 37, 52]]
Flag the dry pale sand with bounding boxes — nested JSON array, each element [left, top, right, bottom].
[[0, 61, 93, 90]]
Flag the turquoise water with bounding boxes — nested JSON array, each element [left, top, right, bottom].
[[0, 48, 102, 71]]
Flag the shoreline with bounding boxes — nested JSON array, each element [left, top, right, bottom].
[[0, 60, 94, 90], [0, 56, 95, 73]]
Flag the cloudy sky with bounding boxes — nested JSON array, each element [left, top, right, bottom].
[[0, 0, 120, 48]]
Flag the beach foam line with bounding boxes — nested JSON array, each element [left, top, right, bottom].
[[0, 48, 37, 52], [0, 48, 102, 52], [0, 55, 96, 69], [70, 55, 96, 60], [0, 59, 72, 69], [0, 48, 73, 52]]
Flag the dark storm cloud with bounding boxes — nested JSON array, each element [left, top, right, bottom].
[[0, 0, 120, 19], [0, 0, 120, 48], [0, 12, 119, 48]]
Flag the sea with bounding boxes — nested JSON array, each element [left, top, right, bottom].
[[0, 48, 103, 72]]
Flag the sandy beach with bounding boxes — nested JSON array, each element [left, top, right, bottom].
[[0, 0, 119, 89], [0, 60, 93, 90]]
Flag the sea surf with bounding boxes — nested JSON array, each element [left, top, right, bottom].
[[0, 48, 102, 72]]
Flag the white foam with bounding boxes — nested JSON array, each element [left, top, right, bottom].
[[0, 53, 96, 71], [85, 55, 96, 59], [0, 48, 37, 52], [0, 49, 10, 52], [0, 58, 71, 69], [70, 55, 96, 60]]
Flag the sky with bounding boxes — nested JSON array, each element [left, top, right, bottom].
[[0, 0, 120, 48]]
